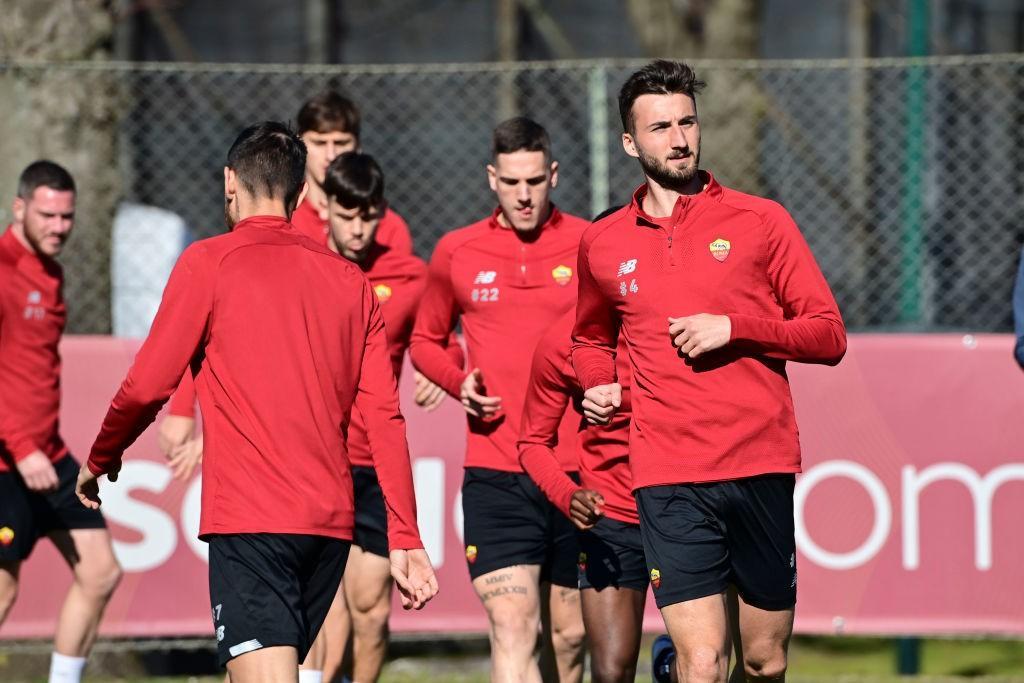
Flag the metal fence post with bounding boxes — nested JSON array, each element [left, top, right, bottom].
[[588, 64, 610, 219]]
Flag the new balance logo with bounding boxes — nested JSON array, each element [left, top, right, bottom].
[[616, 259, 637, 277], [474, 271, 497, 284]]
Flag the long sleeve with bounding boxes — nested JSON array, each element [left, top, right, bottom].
[[168, 371, 198, 418], [409, 239, 466, 397], [570, 239, 619, 390], [357, 283, 423, 551], [517, 345, 581, 518], [0, 303, 34, 460], [1014, 247, 1024, 369], [88, 244, 213, 475], [727, 205, 847, 365]]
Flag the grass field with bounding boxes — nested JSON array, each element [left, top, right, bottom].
[[3, 636, 1024, 681]]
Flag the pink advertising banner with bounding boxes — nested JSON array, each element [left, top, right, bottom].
[[3, 334, 1024, 639]]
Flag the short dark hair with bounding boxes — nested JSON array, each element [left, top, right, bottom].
[[323, 152, 385, 213], [17, 160, 75, 199], [492, 117, 551, 160], [296, 91, 361, 138], [226, 121, 307, 208], [618, 60, 706, 133]]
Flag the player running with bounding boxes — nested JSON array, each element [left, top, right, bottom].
[[76, 122, 437, 683], [518, 310, 643, 683], [572, 60, 846, 683], [0, 161, 123, 683], [410, 117, 589, 682]]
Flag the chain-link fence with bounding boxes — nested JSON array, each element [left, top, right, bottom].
[[1, 54, 1021, 333]]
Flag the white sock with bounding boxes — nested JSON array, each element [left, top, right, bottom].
[[49, 652, 87, 683], [298, 670, 323, 683]]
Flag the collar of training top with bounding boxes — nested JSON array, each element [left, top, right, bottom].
[[230, 215, 293, 232], [630, 171, 722, 228], [488, 204, 563, 232]]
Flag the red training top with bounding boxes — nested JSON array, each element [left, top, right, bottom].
[[410, 206, 589, 473], [0, 228, 68, 470], [572, 175, 846, 489], [518, 310, 636, 524], [87, 216, 422, 549], [291, 197, 414, 255]]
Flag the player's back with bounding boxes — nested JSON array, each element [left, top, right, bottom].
[[191, 216, 380, 539]]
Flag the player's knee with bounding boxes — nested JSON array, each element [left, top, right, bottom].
[[78, 557, 122, 599], [0, 579, 18, 619], [488, 605, 538, 653], [680, 645, 722, 682], [550, 615, 586, 655], [590, 648, 635, 683], [352, 597, 391, 638], [743, 647, 788, 681]]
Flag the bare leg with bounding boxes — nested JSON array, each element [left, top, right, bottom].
[[343, 545, 392, 682], [0, 561, 20, 624], [737, 596, 794, 681], [227, 645, 299, 683], [660, 592, 731, 683], [49, 529, 123, 657], [581, 586, 645, 683], [318, 580, 351, 682], [473, 565, 543, 683], [538, 582, 585, 683]]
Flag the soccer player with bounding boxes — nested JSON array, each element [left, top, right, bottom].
[[410, 117, 589, 682], [75, 122, 438, 683], [314, 151, 454, 683], [292, 90, 413, 255], [572, 60, 847, 683], [0, 161, 123, 683], [518, 310, 643, 683]]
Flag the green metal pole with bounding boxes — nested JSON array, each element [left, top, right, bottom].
[[900, 0, 929, 324]]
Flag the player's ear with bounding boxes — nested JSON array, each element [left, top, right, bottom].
[[294, 181, 309, 211], [11, 197, 25, 224], [224, 166, 236, 199], [486, 163, 498, 192], [549, 160, 559, 189], [622, 132, 639, 160]]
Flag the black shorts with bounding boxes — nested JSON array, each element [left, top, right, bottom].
[[208, 533, 349, 667], [578, 517, 648, 593], [0, 454, 106, 562], [351, 465, 388, 558], [636, 474, 797, 611], [462, 467, 579, 587]]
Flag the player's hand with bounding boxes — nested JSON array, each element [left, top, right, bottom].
[[413, 371, 447, 412], [75, 462, 119, 510], [390, 548, 439, 610], [168, 436, 203, 480], [16, 450, 59, 493], [582, 383, 621, 425], [460, 368, 502, 418], [668, 314, 731, 358], [158, 415, 195, 458], [569, 489, 605, 530]]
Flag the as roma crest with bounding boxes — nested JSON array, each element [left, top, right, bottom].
[[0, 527, 13, 547], [465, 545, 478, 563], [577, 552, 587, 571], [650, 568, 662, 589], [551, 264, 573, 286], [373, 283, 393, 303], [709, 238, 731, 262]]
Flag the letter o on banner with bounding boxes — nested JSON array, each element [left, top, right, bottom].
[[795, 460, 892, 570]]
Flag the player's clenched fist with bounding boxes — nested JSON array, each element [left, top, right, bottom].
[[668, 313, 731, 358], [390, 548, 439, 610], [569, 489, 605, 530], [460, 368, 502, 418], [582, 383, 621, 425]]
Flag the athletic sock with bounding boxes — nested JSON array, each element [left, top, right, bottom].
[[48, 652, 87, 683], [298, 669, 323, 683]]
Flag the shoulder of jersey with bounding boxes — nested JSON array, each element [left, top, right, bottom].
[[581, 205, 631, 246], [432, 217, 494, 254], [374, 249, 427, 279], [195, 230, 362, 276], [716, 186, 788, 222]]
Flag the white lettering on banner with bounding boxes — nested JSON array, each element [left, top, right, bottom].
[[902, 463, 1024, 571], [794, 460, 892, 571], [414, 458, 445, 566], [181, 475, 207, 561], [101, 461, 178, 572]]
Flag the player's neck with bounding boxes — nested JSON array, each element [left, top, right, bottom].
[[642, 174, 706, 218], [9, 222, 45, 259], [304, 179, 329, 214], [237, 196, 291, 222]]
